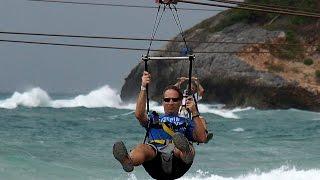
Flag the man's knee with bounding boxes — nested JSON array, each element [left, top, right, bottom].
[[131, 144, 156, 159], [173, 144, 195, 157], [135, 144, 154, 152]]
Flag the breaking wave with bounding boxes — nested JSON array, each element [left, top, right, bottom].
[[179, 166, 320, 180], [232, 127, 245, 132], [0, 86, 251, 119], [127, 166, 320, 180], [0, 86, 130, 109]]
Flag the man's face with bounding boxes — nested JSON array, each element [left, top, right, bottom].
[[163, 89, 181, 115]]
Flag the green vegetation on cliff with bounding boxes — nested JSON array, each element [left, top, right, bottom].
[[269, 30, 305, 61], [304, 58, 314, 66], [205, 0, 319, 61], [214, 0, 319, 31], [316, 70, 320, 82]]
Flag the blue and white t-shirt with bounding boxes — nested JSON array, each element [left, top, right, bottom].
[[145, 113, 195, 144]]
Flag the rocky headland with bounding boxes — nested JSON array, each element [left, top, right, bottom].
[[121, 0, 320, 111]]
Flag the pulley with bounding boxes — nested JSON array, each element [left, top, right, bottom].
[[155, 0, 178, 5]]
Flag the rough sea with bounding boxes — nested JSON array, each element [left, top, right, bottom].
[[0, 85, 319, 180]]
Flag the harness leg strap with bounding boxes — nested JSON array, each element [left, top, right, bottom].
[[159, 143, 175, 174]]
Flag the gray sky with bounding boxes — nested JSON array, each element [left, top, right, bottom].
[[0, 0, 222, 93]]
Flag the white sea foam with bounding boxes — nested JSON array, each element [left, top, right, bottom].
[[197, 104, 240, 119], [179, 166, 320, 180], [0, 88, 51, 109], [231, 107, 254, 113], [127, 173, 138, 180], [50, 85, 123, 108], [232, 128, 245, 132], [0, 86, 250, 119], [125, 102, 243, 119], [0, 85, 129, 109]]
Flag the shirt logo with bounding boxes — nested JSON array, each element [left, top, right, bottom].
[[160, 116, 185, 125]]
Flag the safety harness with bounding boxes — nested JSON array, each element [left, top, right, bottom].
[[146, 111, 189, 146], [143, 112, 192, 175]]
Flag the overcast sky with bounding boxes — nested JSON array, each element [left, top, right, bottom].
[[0, 0, 222, 93]]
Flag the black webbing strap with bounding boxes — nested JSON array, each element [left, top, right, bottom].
[[143, 59, 150, 144], [187, 56, 193, 118], [147, 5, 166, 57], [143, 5, 164, 144], [188, 56, 193, 95], [170, 4, 188, 50], [144, 59, 150, 113]]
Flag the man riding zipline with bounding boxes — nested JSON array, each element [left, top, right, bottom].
[[175, 76, 213, 143], [175, 76, 205, 102], [113, 71, 208, 179]]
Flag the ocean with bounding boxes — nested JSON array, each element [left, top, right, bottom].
[[0, 85, 319, 180]]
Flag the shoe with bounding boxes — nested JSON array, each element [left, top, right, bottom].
[[172, 133, 193, 164], [205, 133, 214, 144], [113, 141, 134, 172]]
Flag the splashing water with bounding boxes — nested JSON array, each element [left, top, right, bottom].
[[0, 85, 250, 119], [179, 166, 320, 180], [232, 127, 245, 132], [0, 88, 51, 109]]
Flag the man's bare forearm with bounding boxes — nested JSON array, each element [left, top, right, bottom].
[[135, 89, 148, 125], [193, 116, 207, 143], [195, 81, 205, 97]]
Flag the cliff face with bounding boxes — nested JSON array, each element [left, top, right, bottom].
[[121, 10, 320, 111]]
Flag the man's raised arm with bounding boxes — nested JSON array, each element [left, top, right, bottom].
[[135, 71, 151, 125], [186, 98, 207, 143]]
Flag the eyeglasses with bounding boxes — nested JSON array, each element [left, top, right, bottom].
[[163, 97, 180, 103]]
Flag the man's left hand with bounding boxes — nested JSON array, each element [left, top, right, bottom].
[[185, 97, 198, 114]]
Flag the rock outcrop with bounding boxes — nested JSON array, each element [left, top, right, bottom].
[[121, 10, 320, 111]]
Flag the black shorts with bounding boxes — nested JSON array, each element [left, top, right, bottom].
[[142, 152, 192, 180]]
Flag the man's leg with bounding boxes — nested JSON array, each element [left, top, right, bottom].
[[199, 116, 207, 130], [130, 143, 156, 166], [172, 133, 195, 164], [173, 144, 195, 163], [200, 116, 214, 143], [113, 142, 156, 172]]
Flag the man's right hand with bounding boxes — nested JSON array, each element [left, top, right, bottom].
[[141, 71, 151, 87]]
